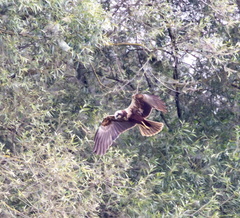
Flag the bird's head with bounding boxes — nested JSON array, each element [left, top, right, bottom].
[[114, 110, 127, 120]]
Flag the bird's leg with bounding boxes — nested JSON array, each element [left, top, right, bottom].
[[141, 121, 150, 129]]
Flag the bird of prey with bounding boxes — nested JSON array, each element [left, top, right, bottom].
[[93, 94, 167, 155]]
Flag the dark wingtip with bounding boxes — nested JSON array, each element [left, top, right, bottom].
[[148, 94, 167, 113], [93, 132, 113, 155]]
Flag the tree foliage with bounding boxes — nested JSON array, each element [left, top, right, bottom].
[[0, 0, 239, 217]]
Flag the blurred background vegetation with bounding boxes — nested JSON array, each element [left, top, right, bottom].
[[0, 0, 239, 217]]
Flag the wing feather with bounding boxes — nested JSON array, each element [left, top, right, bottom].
[[128, 94, 167, 118], [93, 116, 136, 155], [142, 94, 167, 113]]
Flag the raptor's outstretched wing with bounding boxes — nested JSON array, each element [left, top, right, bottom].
[[93, 116, 136, 155], [127, 94, 167, 118]]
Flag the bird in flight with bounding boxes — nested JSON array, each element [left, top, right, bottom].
[[93, 94, 167, 155]]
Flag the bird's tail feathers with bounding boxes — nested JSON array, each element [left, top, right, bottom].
[[138, 119, 164, 137]]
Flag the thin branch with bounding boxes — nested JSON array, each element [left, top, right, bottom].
[[0, 27, 39, 40], [105, 76, 135, 90], [90, 63, 109, 89], [160, 113, 171, 131], [136, 48, 152, 88], [108, 42, 151, 53], [149, 71, 180, 93], [168, 27, 182, 120]]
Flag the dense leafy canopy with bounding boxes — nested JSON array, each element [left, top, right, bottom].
[[0, 0, 239, 217]]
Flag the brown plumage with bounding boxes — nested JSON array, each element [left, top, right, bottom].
[[93, 94, 167, 155]]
